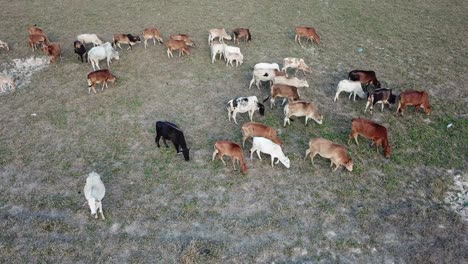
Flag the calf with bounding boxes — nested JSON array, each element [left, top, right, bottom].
[[295, 26, 320, 46], [210, 41, 225, 63], [348, 118, 391, 158], [396, 90, 431, 116], [28, 34, 47, 51], [0, 75, 16, 93], [282, 58, 312, 75], [87, 69, 117, 94], [165, 39, 190, 57], [241, 122, 283, 147], [212, 141, 247, 173], [143, 28, 164, 48], [41, 42, 62, 63], [250, 137, 290, 168], [364, 88, 397, 114], [304, 138, 353, 171], [155, 121, 190, 161], [264, 84, 300, 108], [283, 101, 323, 127], [232, 28, 251, 44], [348, 70, 382, 92], [170, 34, 195, 47], [208, 28, 232, 44], [28, 25, 49, 42], [227, 96, 265, 124], [273, 76, 308, 88], [224, 46, 243, 66], [113, 34, 141, 50], [77, 34, 103, 46], [0, 40, 9, 51], [74, 40, 87, 62], [334, 79, 366, 102]]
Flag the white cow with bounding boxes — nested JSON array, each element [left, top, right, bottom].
[[227, 96, 265, 124], [249, 63, 281, 89], [273, 76, 309, 88], [83, 171, 106, 220], [333, 79, 366, 102], [282, 58, 312, 75], [87, 42, 119, 70], [250, 137, 290, 168], [210, 42, 226, 63], [77, 34, 103, 46], [224, 46, 243, 66], [208, 28, 232, 44], [254, 63, 280, 71]]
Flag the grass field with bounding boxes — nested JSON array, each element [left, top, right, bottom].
[[1, 0, 467, 263]]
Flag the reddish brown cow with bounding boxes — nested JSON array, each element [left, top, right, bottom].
[[28, 25, 49, 42], [212, 141, 247, 173], [295, 26, 320, 45], [165, 39, 190, 57], [348, 70, 382, 92], [143, 28, 164, 48], [232, 28, 252, 44], [241, 122, 283, 147], [87, 69, 117, 94], [41, 42, 61, 63], [348, 118, 391, 158], [304, 138, 353, 171], [264, 84, 301, 108], [396, 90, 431, 116], [170, 34, 195, 47], [29, 35, 47, 51]]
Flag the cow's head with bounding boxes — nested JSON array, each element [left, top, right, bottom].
[[280, 156, 290, 168], [384, 145, 391, 158], [257, 103, 265, 116], [178, 148, 190, 161], [344, 159, 353, 171]]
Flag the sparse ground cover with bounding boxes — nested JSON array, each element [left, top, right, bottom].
[[0, 0, 467, 263]]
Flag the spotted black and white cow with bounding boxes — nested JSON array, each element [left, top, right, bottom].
[[226, 96, 265, 124]]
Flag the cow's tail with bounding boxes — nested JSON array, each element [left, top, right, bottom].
[[262, 95, 270, 103], [247, 29, 252, 41]]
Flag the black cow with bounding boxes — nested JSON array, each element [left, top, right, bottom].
[[155, 121, 190, 161], [364, 88, 397, 114], [348, 70, 382, 93], [74, 40, 87, 62]]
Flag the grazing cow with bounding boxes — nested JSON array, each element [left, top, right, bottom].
[[364, 88, 397, 114], [282, 58, 312, 75], [348, 118, 391, 158], [165, 39, 190, 57], [227, 96, 265, 124], [249, 63, 281, 89], [250, 137, 290, 168], [87, 69, 117, 94], [241, 122, 283, 147], [74, 41, 87, 62], [208, 28, 232, 44], [41, 42, 62, 63], [334, 79, 367, 102], [264, 84, 300, 108], [170, 34, 195, 47], [143, 28, 164, 48], [254, 63, 280, 71], [232, 28, 251, 44], [304, 138, 353, 171], [28, 25, 49, 42], [273, 76, 309, 88], [283, 101, 323, 127], [87, 42, 120, 70], [155, 121, 190, 161], [28, 34, 47, 51], [396, 90, 431, 116], [224, 46, 243, 66], [348, 70, 382, 92], [84, 171, 106, 220], [0, 40, 9, 51], [113, 34, 141, 50], [210, 41, 226, 63], [295, 26, 320, 46], [0, 75, 16, 93], [77, 34, 103, 46], [212, 141, 247, 173]]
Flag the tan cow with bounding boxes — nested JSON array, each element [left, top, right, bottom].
[[264, 84, 300, 108], [283, 101, 323, 127], [170, 34, 195, 47], [241, 122, 283, 147], [28, 35, 47, 51], [208, 28, 232, 44], [295, 26, 320, 46], [282, 58, 312, 75], [113, 34, 141, 50], [87, 69, 117, 94], [165, 39, 190, 57], [28, 25, 49, 43], [304, 138, 353, 171], [143, 28, 164, 48], [0, 75, 16, 93], [212, 141, 247, 173]]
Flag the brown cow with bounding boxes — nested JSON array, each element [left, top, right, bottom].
[[396, 90, 431, 116], [304, 138, 353, 171], [283, 101, 323, 127], [232, 28, 251, 44], [29, 35, 47, 51], [348, 118, 391, 158], [28, 25, 49, 42], [113, 34, 141, 50], [170, 34, 195, 47], [241, 122, 283, 147], [348, 70, 382, 92], [212, 141, 247, 173], [87, 69, 117, 94], [143, 28, 164, 48], [295, 26, 320, 46], [264, 84, 301, 108], [41, 42, 61, 63], [165, 39, 190, 57]]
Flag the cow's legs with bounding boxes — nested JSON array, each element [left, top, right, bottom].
[[212, 149, 218, 161], [155, 135, 161, 147], [232, 158, 237, 170], [162, 138, 169, 148]]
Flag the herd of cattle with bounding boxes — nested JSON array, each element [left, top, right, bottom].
[[0, 24, 432, 219]]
